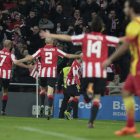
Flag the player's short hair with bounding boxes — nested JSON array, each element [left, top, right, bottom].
[[127, 0, 140, 14], [45, 37, 53, 45], [4, 40, 12, 48], [91, 16, 103, 32]]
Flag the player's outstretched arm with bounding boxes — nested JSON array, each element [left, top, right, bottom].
[[15, 63, 33, 69], [40, 30, 72, 42], [102, 41, 129, 69], [14, 56, 34, 65], [65, 53, 82, 59]]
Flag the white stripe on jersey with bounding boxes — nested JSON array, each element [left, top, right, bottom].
[[47, 67, 51, 77], [57, 49, 66, 57], [53, 67, 55, 77], [8, 70, 11, 79], [95, 63, 101, 77], [82, 62, 86, 77], [11, 54, 16, 62], [103, 69, 107, 78], [32, 49, 41, 58], [41, 67, 46, 77], [87, 62, 93, 77], [106, 36, 119, 43], [72, 79, 75, 85], [3, 70, 6, 79]]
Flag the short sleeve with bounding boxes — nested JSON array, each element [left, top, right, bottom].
[[11, 54, 16, 62], [32, 49, 41, 58], [126, 20, 140, 42], [57, 49, 66, 58], [71, 34, 85, 46], [106, 35, 119, 47]]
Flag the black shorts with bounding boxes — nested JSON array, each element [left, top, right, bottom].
[[0, 78, 10, 89], [66, 84, 80, 97], [80, 78, 107, 96], [39, 77, 56, 88]]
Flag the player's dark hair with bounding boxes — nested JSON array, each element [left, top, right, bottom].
[[127, 0, 140, 14], [91, 16, 103, 32]]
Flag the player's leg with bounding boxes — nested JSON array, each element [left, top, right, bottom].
[[80, 78, 92, 103], [88, 94, 100, 128], [59, 88, 70, 118], [64, 96, 73, 120], [40, 86, 46, 117], [115, 90, 136, 136], [1, 79, 10, 115], [39, 78, 47, 117], [47, 78, 56, 120], [88, 78, 106, 128], [115, 74, 140, 136], [73, 96, 80, 118]]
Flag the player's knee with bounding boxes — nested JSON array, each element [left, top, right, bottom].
[[48, 86, 54, 95], [3, 88, 8, 95], [40, 86, 46, 93]]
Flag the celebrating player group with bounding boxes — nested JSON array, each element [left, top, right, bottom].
[[0, 0, 140, 138]]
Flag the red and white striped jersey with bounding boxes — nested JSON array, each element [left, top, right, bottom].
[[0, 49, 16, 79], [32, 45, 66, 78], [29, 59, 41, 79], [66, 60, 82, 86], [71, 32, 119, 78]]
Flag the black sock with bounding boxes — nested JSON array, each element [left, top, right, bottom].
[[59, 95, 70, 118], [2, 95, 8, 112], [89, 102, 99, 124], [48, 95, 54, 108], [2, 100, 7, 112], [40, 94, 45, 106], [67, 101, 74, 113], [73, 101, 78, 118]]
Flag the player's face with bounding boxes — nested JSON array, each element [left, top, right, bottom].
[[124, 1, 130, 17]]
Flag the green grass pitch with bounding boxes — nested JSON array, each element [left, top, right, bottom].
[[0, 117, 140, 140]]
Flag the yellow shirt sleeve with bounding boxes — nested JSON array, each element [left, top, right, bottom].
[[126, 20, 140, 42]]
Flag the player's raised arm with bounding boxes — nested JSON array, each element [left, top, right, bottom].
[[65, 53, 82, 59], [14, 55, 34, 65], [40, 30, 72, 42]]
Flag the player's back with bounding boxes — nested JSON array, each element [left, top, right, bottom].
[[0, 49, 14, 70], [32, 45, 66, 78], [66, 60, 81, 86], [0, 49, 15, 79], [40, 45, 59, 68], [81, 32, 119, 78]]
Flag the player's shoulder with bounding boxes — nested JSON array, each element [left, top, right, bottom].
[[127, 17, 140, 30]]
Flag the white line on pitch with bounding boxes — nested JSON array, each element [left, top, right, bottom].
[[18, 126, 88, 140]]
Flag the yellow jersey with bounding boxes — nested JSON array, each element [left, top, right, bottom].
[[126, 17, 140, 76]]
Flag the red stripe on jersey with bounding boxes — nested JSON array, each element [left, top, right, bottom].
[[66, 60, 82, 86], [32, 45, 66, 78], [72, 32, 119, 78], [0, 49, 16, 79]]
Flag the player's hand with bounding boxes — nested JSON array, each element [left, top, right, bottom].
[[14, 60, 19, 65], [102, 59, 112, 69], [28, 64, 34, 70]]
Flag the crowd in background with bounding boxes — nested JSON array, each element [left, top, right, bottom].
[[0, 0, 130, 93]]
